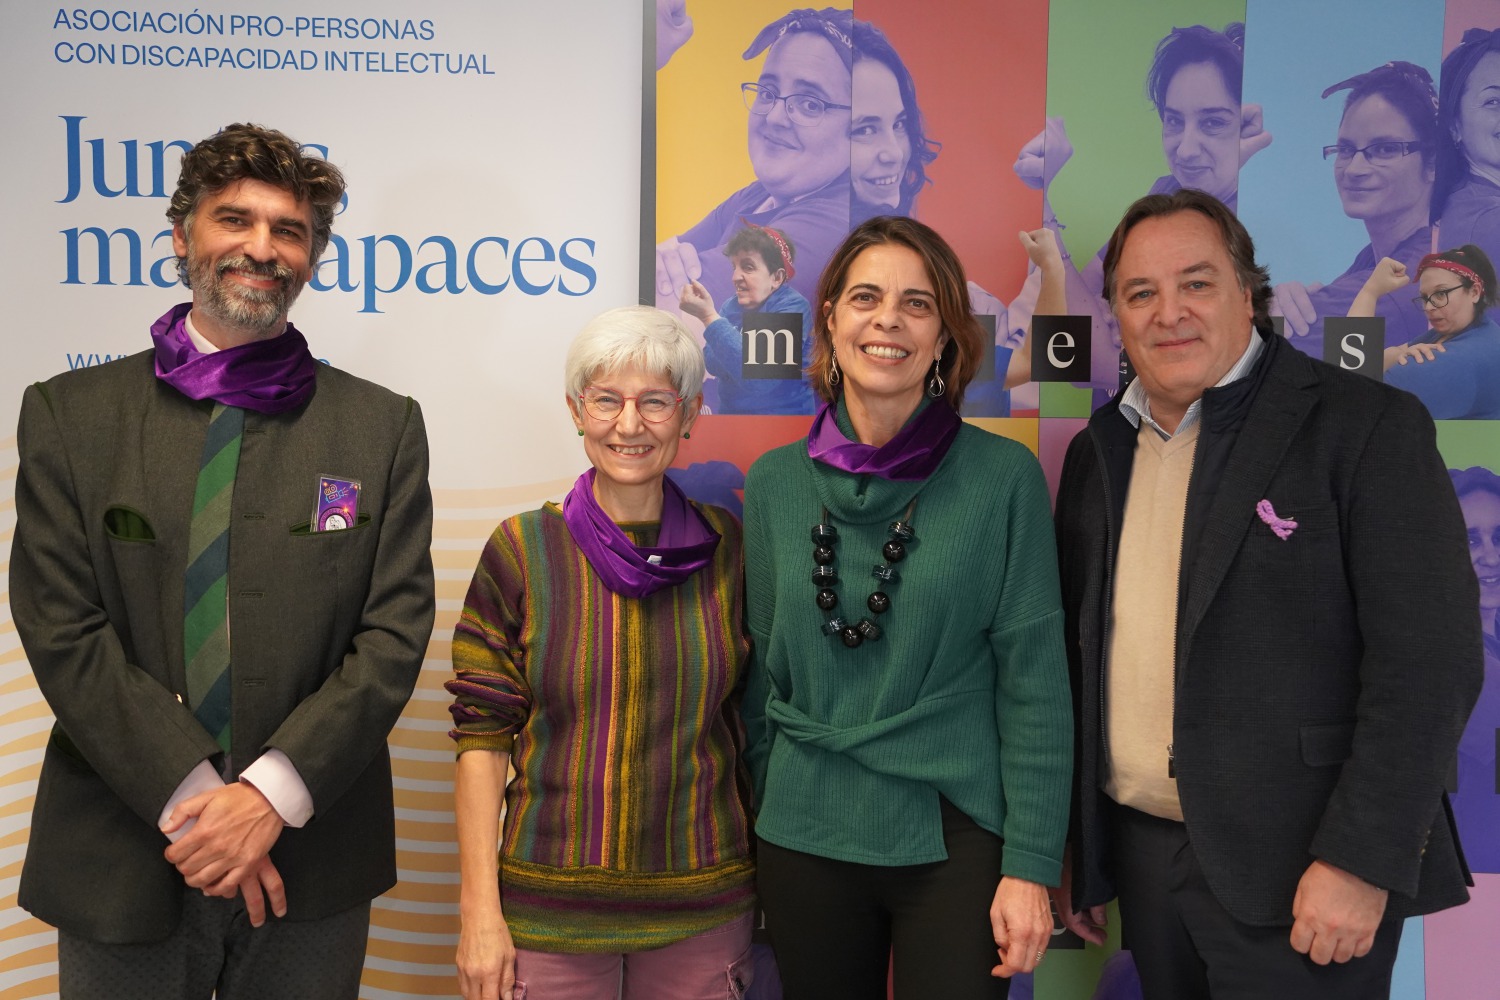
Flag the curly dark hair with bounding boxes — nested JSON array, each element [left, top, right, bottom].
[[1435, 28, 1500, 222], [1421, 244, 1499, 312], [167, 122, 346, 286], [725, 224, 796, 276], [1451, 465, 1500, 504], [852, 18, 939, 216], [1145, 23, 1245, 118]]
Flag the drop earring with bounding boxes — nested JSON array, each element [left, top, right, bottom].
[[926, 359, 946, 398]]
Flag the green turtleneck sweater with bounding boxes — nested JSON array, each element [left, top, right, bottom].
[[742, 413, 1072, 885]]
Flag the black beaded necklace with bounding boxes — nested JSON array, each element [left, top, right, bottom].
[[811, 499, 918, 649]]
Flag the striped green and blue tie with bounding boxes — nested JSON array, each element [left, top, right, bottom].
[[184, 402, 244, 754]]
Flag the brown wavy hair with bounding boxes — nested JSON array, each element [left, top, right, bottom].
[[167, 122, 346, 286], [808, 215, 984, 409]]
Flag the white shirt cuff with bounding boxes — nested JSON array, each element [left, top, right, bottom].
[[158, 759, 224, 842], [239, 749, 314, 827]]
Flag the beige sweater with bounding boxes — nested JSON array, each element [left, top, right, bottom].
[[1104, 421, 1198, 821]]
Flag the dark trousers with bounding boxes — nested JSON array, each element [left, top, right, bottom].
[[757, 798, 1010, 1000], [1112, 806, 1402, 1000], [58, 889, 371, 1000]]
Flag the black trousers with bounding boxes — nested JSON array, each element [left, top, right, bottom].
[[1112, 805, 1403, 1000], [757, 797, 1011, 1000]]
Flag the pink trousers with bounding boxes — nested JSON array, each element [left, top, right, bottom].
[[513, 912, 754, 1000]]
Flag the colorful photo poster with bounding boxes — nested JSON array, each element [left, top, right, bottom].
[[655, 2, 851, 417], [1239, 0, 1444, 366], [1446, 462, 1500, 874], [1424, 874, 1500, 998], [854, 0, 1047, 419], [653, 2, 1050, 420], [1437, 419, 1500, 879], [1386, 3, 1500, 420], [668, 414, 815, 519], [1033, 0, 1248, 500], [1436, 3, 1500, 266]]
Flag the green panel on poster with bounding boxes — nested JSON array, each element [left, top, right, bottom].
[[1040, 383, 1094, 419], [1035, 901, 1125, 998], [1045, 0, 1248, 262], [1436, 421, 1500, 472]]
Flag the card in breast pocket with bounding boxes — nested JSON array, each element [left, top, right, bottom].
[[314, 475, 361, 531]]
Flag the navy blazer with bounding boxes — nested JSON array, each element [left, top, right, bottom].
[[1055, 332, 1483, 925]]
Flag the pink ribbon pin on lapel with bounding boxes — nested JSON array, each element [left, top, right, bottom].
[[1256, 499, 1297, 540]]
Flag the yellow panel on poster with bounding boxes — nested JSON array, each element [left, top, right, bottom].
[[656, 2, 791, 238]]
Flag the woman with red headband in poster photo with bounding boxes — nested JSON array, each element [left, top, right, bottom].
[[680, 222, 818, 414], [1349, 243, 1500, 418]]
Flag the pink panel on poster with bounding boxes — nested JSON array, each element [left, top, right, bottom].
[[1038, 417, 1087, 506], [1444, 0, 1496, 51], [852, 0, 1047, 302], [1423, 873, 1500, 997]]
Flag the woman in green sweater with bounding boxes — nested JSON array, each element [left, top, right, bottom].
[[742, 217, 1074, 999]]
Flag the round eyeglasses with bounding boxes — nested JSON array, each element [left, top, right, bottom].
[[578, 387, 684, 423], [741, 82, 851, 127], [1321, 140, 1426, 164], [1412, 283, 1469, 310]]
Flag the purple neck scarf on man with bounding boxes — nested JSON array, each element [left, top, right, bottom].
[[151, 302, 318, 414]]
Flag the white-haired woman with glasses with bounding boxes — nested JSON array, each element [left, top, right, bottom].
[[446, 305, 754, 1000]]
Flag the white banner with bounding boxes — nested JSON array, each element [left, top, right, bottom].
[[0, 2, 642, 996]]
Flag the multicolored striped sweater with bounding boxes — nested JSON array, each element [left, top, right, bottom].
[[446, 502, 754, 952]]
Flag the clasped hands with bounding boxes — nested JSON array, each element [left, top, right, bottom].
[[161, 780, 287, 926]]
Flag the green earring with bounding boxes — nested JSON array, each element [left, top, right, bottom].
[[577, 428, 585, 437], [682, 430, 691, 440]]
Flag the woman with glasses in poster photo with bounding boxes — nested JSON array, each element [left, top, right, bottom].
[[657, 8, 854, 318], [1272, 61, 1438, 353], [1348, 243, 1500, 418]]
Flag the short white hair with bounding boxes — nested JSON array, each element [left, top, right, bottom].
[[563, 305, 706, 400]]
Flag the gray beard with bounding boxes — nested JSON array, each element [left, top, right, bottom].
[[189, 253, 304, 336]]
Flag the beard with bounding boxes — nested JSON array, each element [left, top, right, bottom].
[[188, 250, 305, 336]]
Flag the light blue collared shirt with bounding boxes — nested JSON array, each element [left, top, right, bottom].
[[1118, 330, 1264, 440]]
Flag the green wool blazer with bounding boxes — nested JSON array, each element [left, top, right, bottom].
[[10, 349, 435, 944]]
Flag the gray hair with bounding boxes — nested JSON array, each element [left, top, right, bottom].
[[564, 305, 706, 400]]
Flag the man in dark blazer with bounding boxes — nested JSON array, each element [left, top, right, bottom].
[[1052, 189, 1482, 998], [9, 123, 435, 998]]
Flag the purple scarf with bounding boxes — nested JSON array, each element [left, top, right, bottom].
[[562, 470, 721, 598], [806, 398, 961, 480], [151, 302, 317, 414]]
